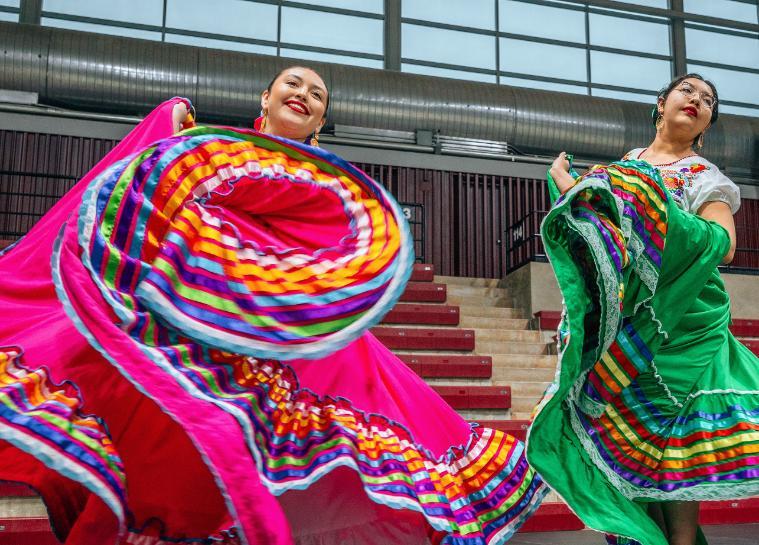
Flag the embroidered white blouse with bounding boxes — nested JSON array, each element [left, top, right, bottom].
[[623, 148, 741, 215]]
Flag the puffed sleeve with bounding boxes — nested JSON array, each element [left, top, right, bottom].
[[686, 166, 741, 214], [621, 148, 644, 161]]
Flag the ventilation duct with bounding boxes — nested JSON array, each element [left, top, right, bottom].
[[0, 22, 756, 175]]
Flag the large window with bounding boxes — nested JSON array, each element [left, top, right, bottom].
[[402, 0, 677, 104], [40, 0, 383, 68], [683, 1, 759, 116], [399, 0, 758, 116], [0, 0, 20, 22], [30, 0, 759, 116]]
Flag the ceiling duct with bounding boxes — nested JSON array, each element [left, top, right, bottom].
[[0, 22, 756, 175]]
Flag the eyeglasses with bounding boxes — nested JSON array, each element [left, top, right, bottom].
[[676, 83, 716, 109]]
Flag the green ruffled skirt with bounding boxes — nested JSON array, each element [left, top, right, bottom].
[[527, 160, 759, 545]]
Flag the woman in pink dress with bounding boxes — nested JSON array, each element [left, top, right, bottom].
[[0, 65, 545, 545]]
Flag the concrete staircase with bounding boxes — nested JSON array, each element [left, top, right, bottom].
[[377, 268, 554, 423], [378, 267, 759, 532]]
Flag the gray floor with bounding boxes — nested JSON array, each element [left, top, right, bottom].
[[510, 524, 759, 544]]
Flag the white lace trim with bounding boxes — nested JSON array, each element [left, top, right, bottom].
[[649, 358, 683, 408], [560, 192, 621, 358], [686, 388, 759, 401], [641, 299, 669, 339], [648, 364, 759, 409]]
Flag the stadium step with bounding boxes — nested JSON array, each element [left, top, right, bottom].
[[519, 502, 585, 532], [475, 419, 530, 441], [496, 381, 548, 397], [533, 310, 562, 331], [445, 284, 510, 300], [14, 497, 751, 539], [399, 281, 447, 303], [456, 305, 523, 319], [372, 326, 475, 351], [520, 496, 759, 533], [432, 385, 511, 410], [511, 395, 545, 416], [458, 316, 529, 329], [730, 318, 759, 337], [472, 328, 542, 343], [742, 338, 759, 356], [410, 263, 435, 282], [0, 517, 57, 545], [491, 364, 555, 383], [699, 497, 759, 525], [397, 354, 492, 378], [382, 303, 460, 326], [433, 275, 502, 288], [491, 354, 557, 369], [444, 286, 511, 307], [475, 339, 549, 355]]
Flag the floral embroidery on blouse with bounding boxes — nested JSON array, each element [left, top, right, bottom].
[[657, 163, 710, 205], [622, 150, 711, 209]]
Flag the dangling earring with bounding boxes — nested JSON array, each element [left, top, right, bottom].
[[310, 130, 320, 147], [655, 114, 664, 132], [697, 131, 705, 149], [260, 110, 268, 132]]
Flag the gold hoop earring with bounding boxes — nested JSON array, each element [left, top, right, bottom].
[[655, 115, 664, 131], [697, 132, 705, 149], [310, 130, 320, 147]]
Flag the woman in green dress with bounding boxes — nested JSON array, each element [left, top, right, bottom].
[[528, 73, 758, 545]]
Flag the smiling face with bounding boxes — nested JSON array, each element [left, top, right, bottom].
[[260, 67, 328, 141], [657, 77, 716, 144]]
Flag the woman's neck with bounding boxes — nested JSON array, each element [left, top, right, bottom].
[[261, 120, 308, 142], [642, 134, 696, 165]]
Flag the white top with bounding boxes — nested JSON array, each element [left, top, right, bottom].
[[623, 148, 741, 215]]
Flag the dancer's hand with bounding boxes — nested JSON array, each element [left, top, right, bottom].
[[549, 152, 576, 195], [172, 102, 190, 134]]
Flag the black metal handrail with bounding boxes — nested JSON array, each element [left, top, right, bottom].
[[504, 209, 548, 273]]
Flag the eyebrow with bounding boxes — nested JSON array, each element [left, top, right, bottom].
[[284, 73, 327, 95], [680, 82, 714, 97]]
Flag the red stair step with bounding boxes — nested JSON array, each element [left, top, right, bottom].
[[382, 304, 459, 326], [518, 498, 759, 533], [534, 310, 561, 331], [475, 419, 529, 441], [372, 327, 474, 351], [742, 339, 759, 356], [432, 386, 511, 410], [0, 517, 57, 545], [519, 502, 584, 532], [398, 354, 491, 378], [2, 498, 757, 543], [731, 318, 759, 338], [399, 282, 447, 303], [700, 498, 759, 525], [410, 264, 435, 282]]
